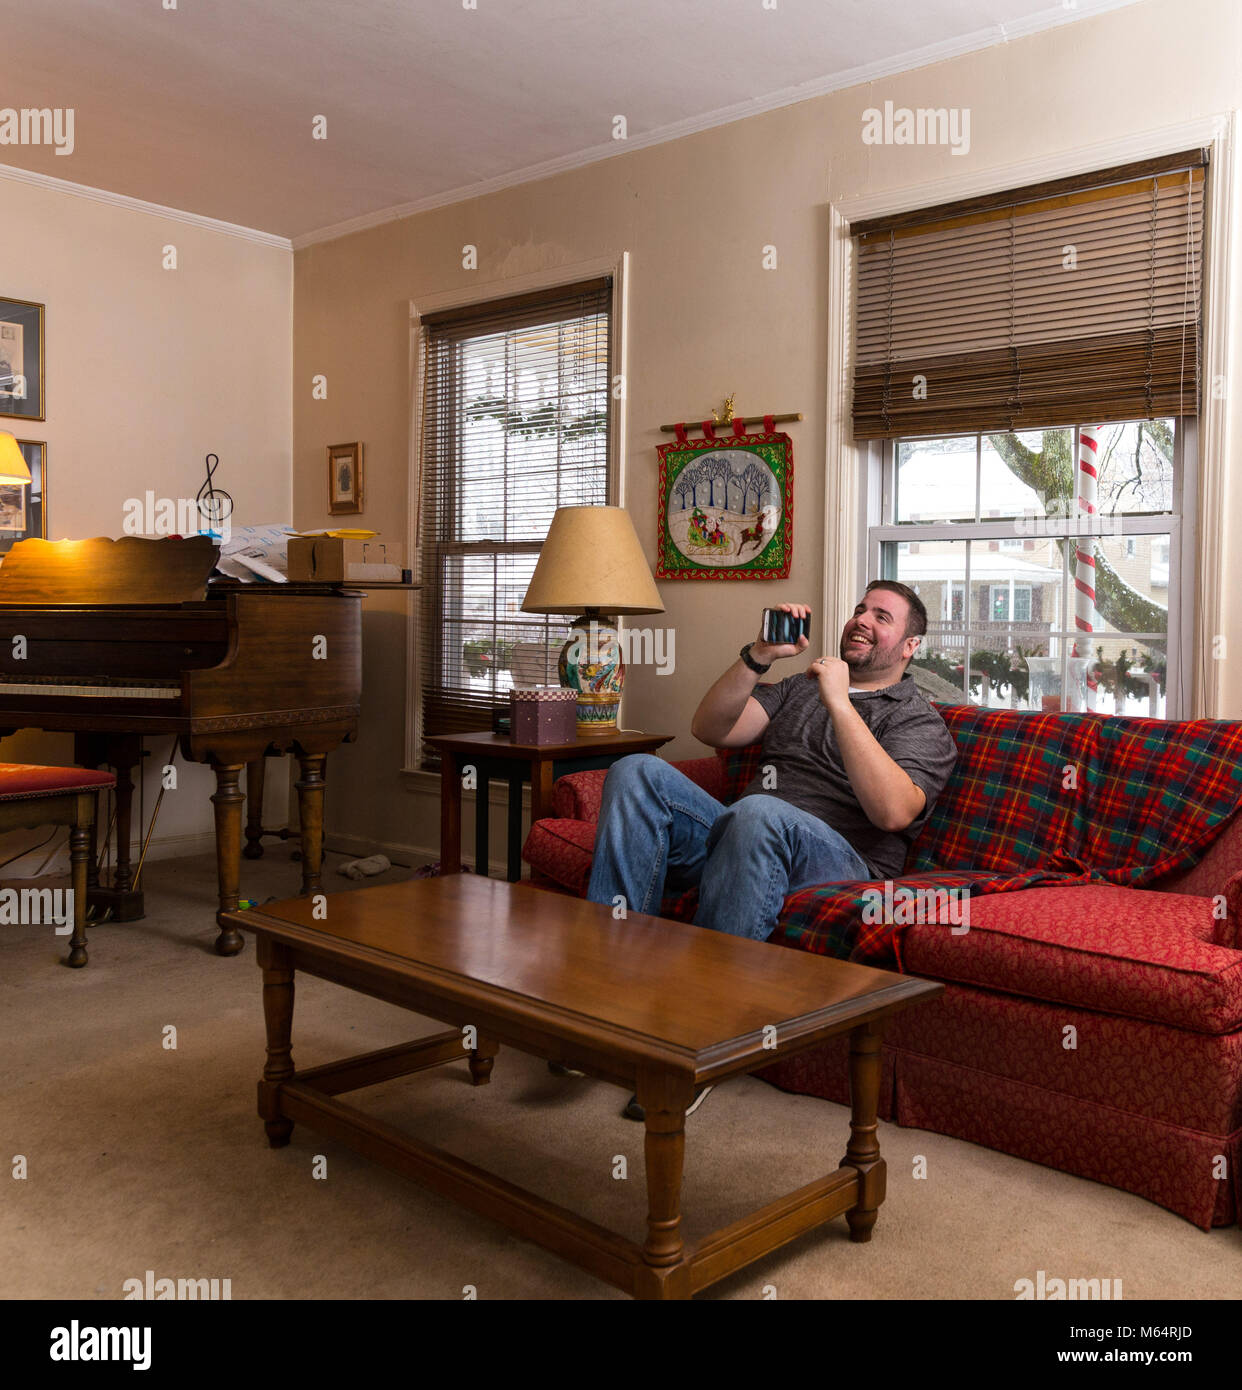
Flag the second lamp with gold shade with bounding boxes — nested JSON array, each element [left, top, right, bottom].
[[0, 431, 32, 485], [520, 506, 664, 736]]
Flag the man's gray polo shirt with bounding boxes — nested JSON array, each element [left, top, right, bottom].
[[742, 671, 958, 879]]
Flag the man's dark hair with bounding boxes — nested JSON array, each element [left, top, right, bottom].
[[864, 579, 928, 641]]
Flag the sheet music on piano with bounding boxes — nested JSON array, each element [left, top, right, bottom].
[[215, 524, 296, 582]]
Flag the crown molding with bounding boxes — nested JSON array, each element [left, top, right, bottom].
[[292, 0, 1142, 250], [0, 160, 291, 251], [831, 112, 1229, 223]]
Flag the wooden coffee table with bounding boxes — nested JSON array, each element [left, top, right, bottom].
[[226, 875, 942, 1300]]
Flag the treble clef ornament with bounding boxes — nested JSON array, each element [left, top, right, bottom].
[[197, 453, 234, 536]]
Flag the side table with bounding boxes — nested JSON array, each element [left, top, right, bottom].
[[424, 729, 673, 882]]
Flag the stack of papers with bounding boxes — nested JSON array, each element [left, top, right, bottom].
[[215, 524, 297, 582]]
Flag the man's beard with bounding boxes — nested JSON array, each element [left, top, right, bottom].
[[840, 633, 899, 675]]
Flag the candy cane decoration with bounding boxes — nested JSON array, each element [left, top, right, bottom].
[[1073, 425, 1100, 696]]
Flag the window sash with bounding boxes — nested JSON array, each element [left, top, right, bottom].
[[869, 422, 1186, 717]]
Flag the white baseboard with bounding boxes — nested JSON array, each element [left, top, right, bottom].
[[323, 829, 521, 881], [1, 829, 220, 880]]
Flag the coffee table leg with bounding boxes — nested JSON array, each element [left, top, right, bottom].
[[843, 1021, 886, 1242], [468, 1038, 498, 1086], [257, 936, 296, 1148], [636, 1070, 694, 1299]]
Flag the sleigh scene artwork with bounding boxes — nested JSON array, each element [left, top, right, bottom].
[[656, 431, 793, 580]]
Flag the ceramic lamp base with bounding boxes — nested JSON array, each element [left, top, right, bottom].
[[558, 618, 625, 738], [574, 692, 622, 736]]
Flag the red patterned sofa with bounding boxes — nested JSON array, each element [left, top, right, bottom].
[[522, 706, 1242, 1230]]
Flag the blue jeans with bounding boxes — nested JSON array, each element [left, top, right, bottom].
[[585, 754, 871, 942]]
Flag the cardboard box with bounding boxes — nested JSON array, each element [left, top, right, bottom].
[[287, 536, 404, 582]]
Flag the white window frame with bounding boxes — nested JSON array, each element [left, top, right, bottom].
[[403, 254, 629, 776], [988, 583, 1033, 624]]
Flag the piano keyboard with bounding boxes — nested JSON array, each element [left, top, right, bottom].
[[0, 681, 181, 700]]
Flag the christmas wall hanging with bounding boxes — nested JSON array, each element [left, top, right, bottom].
[[656, 408, 797, 581]]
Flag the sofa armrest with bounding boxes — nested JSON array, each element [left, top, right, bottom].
[[1151, 807, 1242, 948], [548, 754, 728, 824], [1219, 868, 1242, 950], [551, 769, 609, 821], [1155, 807, 1242, 899]]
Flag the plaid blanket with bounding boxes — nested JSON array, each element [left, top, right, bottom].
[[677, 706, 1242, 967]]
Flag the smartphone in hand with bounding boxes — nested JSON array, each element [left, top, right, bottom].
[[761, 608, 811, 646]]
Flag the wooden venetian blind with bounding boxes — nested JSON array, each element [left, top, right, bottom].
[[417, 278, 611, 746], [852, 151, 1206, 439]]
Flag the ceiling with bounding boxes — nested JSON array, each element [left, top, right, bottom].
[[0, 0, 1140, 244]]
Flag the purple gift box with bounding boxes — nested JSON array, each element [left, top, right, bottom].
[[510, 686, 578, 744]]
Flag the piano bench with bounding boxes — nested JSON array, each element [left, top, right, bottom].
[[0, 764, 115, 969]]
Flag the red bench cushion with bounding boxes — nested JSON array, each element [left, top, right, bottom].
[[0, 763, 115, 800]]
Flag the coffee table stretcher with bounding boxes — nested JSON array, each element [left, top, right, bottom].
[[253, 936, 898, 1301]]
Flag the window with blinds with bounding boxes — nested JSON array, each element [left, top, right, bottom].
[[852, 151, 1205, 439], [416, 279, 612, 755]]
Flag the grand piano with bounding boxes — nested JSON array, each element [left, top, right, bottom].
[[0, 535, 361, 956]]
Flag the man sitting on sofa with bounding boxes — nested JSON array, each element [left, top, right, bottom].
[[586, 580, 958, 945]]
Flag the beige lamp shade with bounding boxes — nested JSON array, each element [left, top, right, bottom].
[[0, 432, 31, 485], [521, 506, 664, 615]]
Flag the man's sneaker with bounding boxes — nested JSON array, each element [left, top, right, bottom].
[[547, 1060, 586, 1078], [622, 1085, 714, 1123]]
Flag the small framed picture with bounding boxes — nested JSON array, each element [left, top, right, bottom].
[[328, 442, 364, 515], [0, 298, 45, 422], [0, 440, 46, 554]]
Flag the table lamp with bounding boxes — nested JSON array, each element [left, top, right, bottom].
[[0, 432, 31, 484], [521, 506, 664, 736]]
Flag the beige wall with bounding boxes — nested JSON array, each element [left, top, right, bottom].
[[0, 173, 293, 869], [292, 0, 1242, 868]]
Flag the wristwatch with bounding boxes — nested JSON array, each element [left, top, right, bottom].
[[739, 643, 771, 674]]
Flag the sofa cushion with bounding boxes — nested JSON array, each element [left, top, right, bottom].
[[715, 743, 765, 803], [913, 706, 1242, 887], [908, 709, 1095, 875], [1085, 716, 1242, 873], [674, 755, 731, 802], [901, 885, 1242, 1034]]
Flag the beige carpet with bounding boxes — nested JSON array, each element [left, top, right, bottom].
[[3, 849, 1239, 1301]]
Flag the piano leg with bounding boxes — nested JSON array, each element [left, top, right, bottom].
[[294, 752, 326, 896], [211, 762, 246, 956], [112, 744, 137, 896], [244, 757, 266, 860], [85, 814, 99, 899], [67, 812, 91, 969], [74, 732, 144, 922]]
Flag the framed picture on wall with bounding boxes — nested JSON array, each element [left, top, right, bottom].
[[0, 298, 45, 422], [0, 440, 46, 555], [327, 442, 364, 514]]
